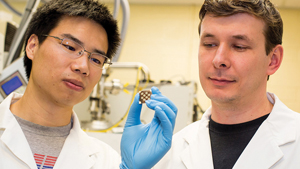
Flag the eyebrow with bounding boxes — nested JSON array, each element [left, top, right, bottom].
[[61, 33, 107, 56], [232, 35, 251, 42], [201, 33, 215, 39], [201, 33, 252, 43]]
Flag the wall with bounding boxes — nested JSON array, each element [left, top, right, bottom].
[[1, 2, 300, 113]]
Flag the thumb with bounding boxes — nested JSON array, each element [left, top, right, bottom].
[[125, 93, 143, 127]]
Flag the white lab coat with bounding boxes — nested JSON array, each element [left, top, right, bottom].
[[0, 93, 121, 169], [155, 93, 300, 169]]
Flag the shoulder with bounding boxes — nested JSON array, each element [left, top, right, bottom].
[[265, 93, 300, 147], [268, 92, 300, 122], [264, 97, 300, 167]]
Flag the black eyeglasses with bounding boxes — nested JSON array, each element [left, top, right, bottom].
[[42, 35, 112, 69]]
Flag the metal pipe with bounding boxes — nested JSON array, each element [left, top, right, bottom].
[[112, 0, 130, 62], [110, 62, 150, 73], [97, 68, 107, 120], [5, 0, 40, 67], [113, 0, 120, 19]]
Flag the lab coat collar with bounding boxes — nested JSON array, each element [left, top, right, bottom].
[[0, 93, 37, 169], [52, 112, 101, 168], [0, 93, 22, 128], [233, 93, 296, 168], [180, 92, 297, 169], [180, 107, 214, 169]]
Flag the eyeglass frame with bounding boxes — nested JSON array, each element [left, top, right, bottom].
[[42, 34, 112, 69]]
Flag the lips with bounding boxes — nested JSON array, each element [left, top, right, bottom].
[[63, 79, 85, 91], [209, 77, 236, 86], [210, 77, 235, 82]]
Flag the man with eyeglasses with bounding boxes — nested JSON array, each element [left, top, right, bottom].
[[0, 0, 177, 168]]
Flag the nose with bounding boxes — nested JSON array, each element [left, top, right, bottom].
[[71, 51, 90, 76], [212, 44, 231, 69]]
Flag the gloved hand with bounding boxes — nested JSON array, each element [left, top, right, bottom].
[[119, 86, 178, 169]]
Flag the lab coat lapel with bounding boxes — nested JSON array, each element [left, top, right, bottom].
[[53, 113, 98, 169], [233, 123, 283, 169], [0, 93, 37, 169], [234, 93, 296, 168], [180, 110, 214, 169]]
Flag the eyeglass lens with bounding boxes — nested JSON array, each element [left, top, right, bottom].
[[60, 38, 107, 68]]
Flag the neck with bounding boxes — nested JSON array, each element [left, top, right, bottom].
[[210, 92, 273, 124], [10, 86, 73, 127]]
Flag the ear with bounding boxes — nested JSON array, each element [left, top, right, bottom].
[[25, 34, 39, 60], [267, 44, 283, 76]]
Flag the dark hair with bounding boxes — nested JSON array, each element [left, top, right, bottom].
[[198, 0, 283, 55], [24, 0, 120, 79]]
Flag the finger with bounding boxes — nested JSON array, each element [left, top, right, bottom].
[[151, 86, 162, 95], [150, 86, 177, 114], [146, 100, 176, 128], [125, 93, 143, 127], [153, 106, 173, 141], [150, 94, 178, 115]]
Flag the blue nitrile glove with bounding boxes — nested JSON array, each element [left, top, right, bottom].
[[119, 86, 178, 169]]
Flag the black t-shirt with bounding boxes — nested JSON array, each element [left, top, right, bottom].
[[209, 114, 269, 169]]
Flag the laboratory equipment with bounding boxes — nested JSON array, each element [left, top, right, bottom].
[[0, 57, 27, 102], [75, 62, 200, 133], [80, 62, 151, 131]]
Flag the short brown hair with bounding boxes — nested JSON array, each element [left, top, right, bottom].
[[198, 0, 283, 55]]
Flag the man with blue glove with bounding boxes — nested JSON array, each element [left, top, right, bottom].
[[0, 0, 177, 168]]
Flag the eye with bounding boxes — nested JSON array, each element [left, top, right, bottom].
[[61, 40, 78, 52], [90, 54, 105, 66], [90, 58, 102, 65], [233, 45, 248, 51], [203, 42, 217, 48], [62, 44, 76, 51]]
